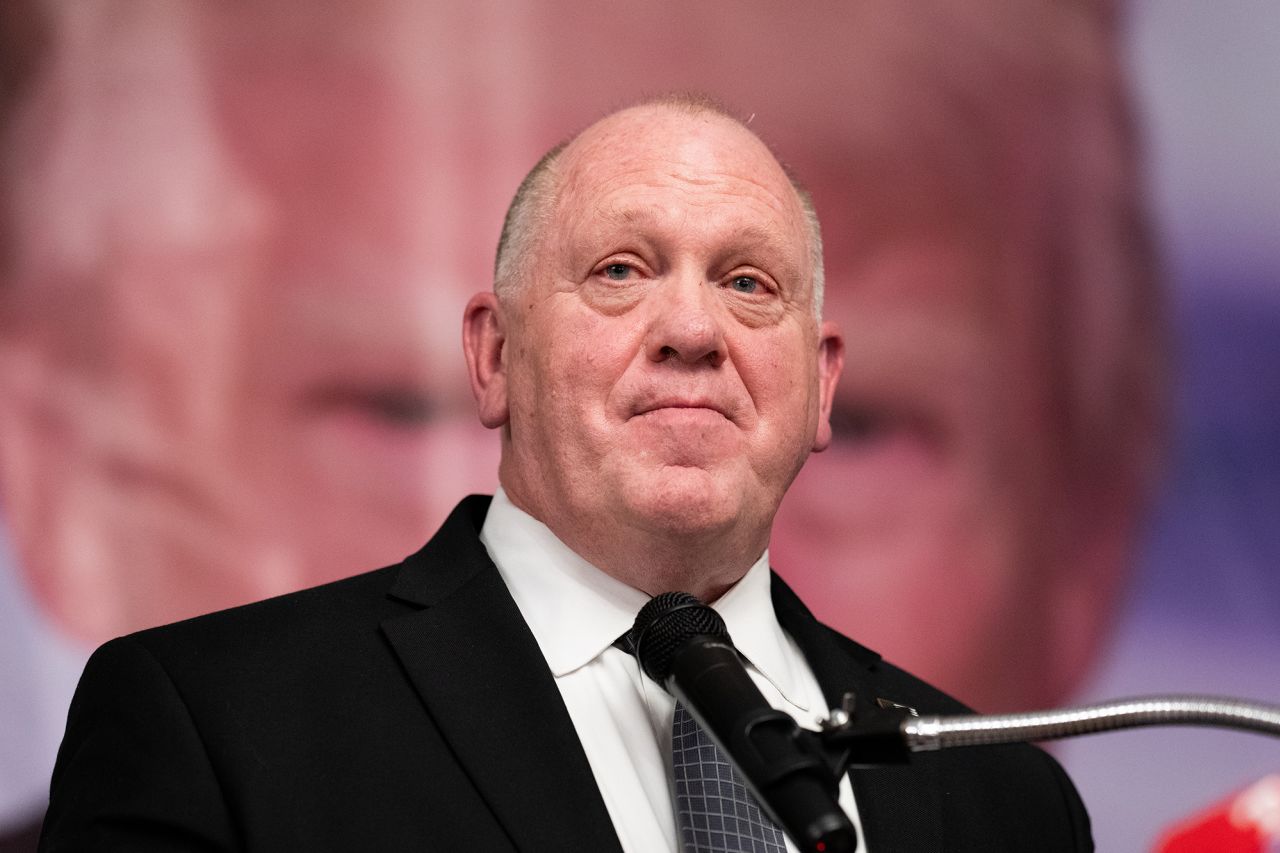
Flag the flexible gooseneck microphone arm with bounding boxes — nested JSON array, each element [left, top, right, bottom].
[[822, 693, 1280, 764]]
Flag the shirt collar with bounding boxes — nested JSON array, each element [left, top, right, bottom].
[[479, 488, 809, 710], [713, 550, 811, 712], [480, 488, 649, 677]]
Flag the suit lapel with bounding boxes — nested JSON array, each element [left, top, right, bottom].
[[771, 574, 944, 851], [381, 497, 624, 853]]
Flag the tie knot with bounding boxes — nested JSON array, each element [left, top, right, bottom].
[[613, 631, 638, 657]]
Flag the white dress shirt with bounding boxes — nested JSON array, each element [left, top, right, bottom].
[[480, 488, 866, 853]]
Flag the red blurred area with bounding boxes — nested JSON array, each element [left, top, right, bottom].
[[1155, 776, 1280, 853]]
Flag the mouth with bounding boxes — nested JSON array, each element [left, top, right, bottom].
[[632, 398, 732, 422]]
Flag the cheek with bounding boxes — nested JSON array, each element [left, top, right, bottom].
[[775, 443, 986, 578], [510, 309, 631, 434], [733, 331, 819, 421], [269, 415, 500, 573], [772, 444, 1027, 684]]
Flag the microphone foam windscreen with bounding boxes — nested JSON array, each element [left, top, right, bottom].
[[630, 591, 732, 683]]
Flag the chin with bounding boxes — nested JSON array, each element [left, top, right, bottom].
[[621, 466, 750, 538]]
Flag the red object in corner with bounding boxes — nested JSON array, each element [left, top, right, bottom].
[[1154, 776, 1280, 853]]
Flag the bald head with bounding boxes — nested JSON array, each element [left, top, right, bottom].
[[494, 96, 825, 320]]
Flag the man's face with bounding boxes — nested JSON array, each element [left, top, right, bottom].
[[491, 106, 841, 588]]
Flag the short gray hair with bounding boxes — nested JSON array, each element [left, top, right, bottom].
[[492, 141, 565, 302], [493, 95, 826, 320]]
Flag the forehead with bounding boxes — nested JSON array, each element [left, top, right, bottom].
[[551, 106, 808, 244], [7, 35, 458, 271], [3, 36, 476, 372]]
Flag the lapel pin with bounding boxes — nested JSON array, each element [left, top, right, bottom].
[[875, 697, 920, 717]]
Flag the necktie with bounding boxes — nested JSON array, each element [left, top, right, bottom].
[[671, 700, 788, 853]]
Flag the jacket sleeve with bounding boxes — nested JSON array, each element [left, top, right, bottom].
[[1047, 746, 1094, 852], [39, 636, 240, 852]]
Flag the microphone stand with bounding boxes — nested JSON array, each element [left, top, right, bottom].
[[815, 692, 1280, 772]]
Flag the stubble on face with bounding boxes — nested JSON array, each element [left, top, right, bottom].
[[495, 105, 840, 599]]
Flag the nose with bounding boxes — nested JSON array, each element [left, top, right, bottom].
[[645, 273, 727, 367]]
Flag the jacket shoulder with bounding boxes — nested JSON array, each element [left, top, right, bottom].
[[770, 571, 1093, 850]]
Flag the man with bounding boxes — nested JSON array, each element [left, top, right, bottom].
[[41, 99, 1091, 851]]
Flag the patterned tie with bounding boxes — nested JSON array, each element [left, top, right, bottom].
[[671, 700, 788, 853]]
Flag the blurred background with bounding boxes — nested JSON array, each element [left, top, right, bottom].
[[1, 1, 1276, 850]]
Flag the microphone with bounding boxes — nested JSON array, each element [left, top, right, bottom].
[[629, 592, 857, 853]]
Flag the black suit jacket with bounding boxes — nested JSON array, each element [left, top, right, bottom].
[[41, 496, 1091, 851]]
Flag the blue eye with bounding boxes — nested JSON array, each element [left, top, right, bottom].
[[603, 264, 631, 280], [730, 276, 759, 293]]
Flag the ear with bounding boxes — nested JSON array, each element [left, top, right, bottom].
[[462, 292, 510, 429], [811, 320, 845, 453]]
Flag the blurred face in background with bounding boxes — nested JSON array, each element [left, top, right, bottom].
[[0, 0, 1156, 715], [0, 3, 509, 641], [767, 21, 1158, 710], [772, 209, 1088, 714]]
